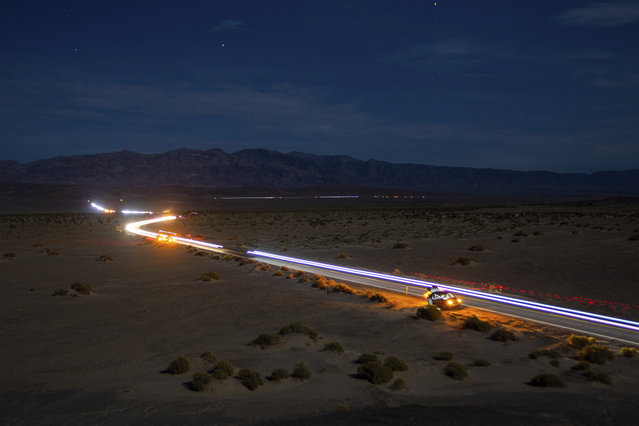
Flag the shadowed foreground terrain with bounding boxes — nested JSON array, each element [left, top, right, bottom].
[[1, 203, 638, 424]]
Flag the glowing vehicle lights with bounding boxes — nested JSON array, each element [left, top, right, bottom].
[[89, 202, 115, 213]]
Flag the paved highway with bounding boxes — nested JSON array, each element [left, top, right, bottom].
[[126, 215, 639, 346]]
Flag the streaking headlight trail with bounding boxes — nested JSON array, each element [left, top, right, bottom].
[[125, 215, 223, 249]]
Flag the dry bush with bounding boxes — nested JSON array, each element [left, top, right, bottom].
[[619, 347, 638, 358], [196, 272, 220, 281], [365, 291, 389, 303], [249, 333, 283, 349], [237, 369, 264, 391], [571, 361, 590, 371], [392, 242, 408, 249], [323, 341, 344, 354], [279, 322, 320, 340], [191, 372, 212, 391], [52, 288, 69, 297], [567, 334, 596, 349], [578, 344, 614, 365], [529, 373, 565, 387], [270, 368, 290, 382], [332, 283, 355, 294], [416, 305, 442, 321], [291, 363, 312, 381], [194, 251, 209, 257], [336, 252, 350, 259], [444, 361, 468, 380], [286, 273, 294, 279], [490, 328, 517, 342], [70, 282, 97, 295], [95, 254, 114, 262], [211, 360, 234, 380], [357, 361, 394, 384], [452, 256, 477, 266], [462, 315, 491, 332], [42, 247, 61, 256], [434, 351, 454, 361], [468, 244, 486, 252], [583, 370, 612, 385], [167, 355, 190, 374], [384, 356, 408, 371], [200, 351, 216, 363], [470, 359, 491, 367], [273, 270, 284, 276]]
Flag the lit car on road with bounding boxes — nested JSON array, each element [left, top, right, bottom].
[[156, 230, 177, 243], [424, 286, 463, 310]]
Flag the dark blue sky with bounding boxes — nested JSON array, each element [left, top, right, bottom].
[[1, 1, 638, 172]]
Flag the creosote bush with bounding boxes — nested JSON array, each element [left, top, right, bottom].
[[583, 370, 612, 385], [529, 373, 565, 388], [70, 282, 96, 295], [279, 322, 319, 340], [490, 328, 517, 342], [567, 334, 596, 349], [577, 344, 614, 365], [211, 360, 234, 380], [356, 353, 379, 364], [434, 351, 454, 361], [270, 368, 290, 382], [452, 256, 477, 266], [291, 363, 312, 381], [357, 361, 394, 384], [336, 252, 350, 259], [384, 356, 408, 371], [237, 369, 264, 391], [462, 315, 491, 332], [471, 359, 491, 367], [571, 361, 590, 371], [323, 341, 344, 354], [249, 333, 283, 349], [196, 271, 220, 281], [444, 361, 468, 380], [332, 283, 355, 294], [200, 351, 216, 363], [273, 270, 284, 276], [619, 347, 638, 358], [366, 291, 389, 303], [167, 355, 190, 374], [52, 288, 69, 296], [191, 372, 212, 391], [416, 305, 442, 321]]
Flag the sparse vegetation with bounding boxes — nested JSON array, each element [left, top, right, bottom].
[[529, 373, 565, 387], [462, 315, 491, 332], [42, 247, 61, 256], [489, 328, 517, 342], [452, 256, 477, 266], [200, 351, 216, 363], [70, 282, 96, 295], [470, 359, 491, 367], [332, 283, 355, 294], [567, 334, 596, 349], [444, 361, 468, 380], [356, 353, 379, 364], [236, 369, 264, 391], [434, 351, 454, 361], [167, 355, 190, 374], [249, 333, 283, 349], [52, 288, 69, 296], [571, 361, 590, 371], [384, 356, 408, 371], [278, 322, 319, 340], [365, 291, 389, 303], [468, 244, 486, 252], [95, 254, 114, 262], [273, 270, 284, 276], [577, 344, 614, 365], [291, 363, 312, 381], [549, 359, 560, 368], [211, 360, 234, 380], [583, 370, 612, 385], [619, 347, 638, 358], [196, 271, 220, 281], [323, 341, 344, 354], [336, 252, 350, 259], [357, 361, 394, 384], [270, 368, 290, 382], [415, 305, 442, 321], [191, 372, 212, 391]]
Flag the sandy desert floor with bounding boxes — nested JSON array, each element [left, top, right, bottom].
[[1, 202, 639, 424]]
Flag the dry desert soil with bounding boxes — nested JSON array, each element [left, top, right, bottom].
[[1, 202, 639, 425]]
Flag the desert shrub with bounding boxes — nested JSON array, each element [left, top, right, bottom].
[[249, 333, 283, 349], [529, 373, 565, 388], [167, 355, 190, 374], [356, 353, 379, 364], [384, 356, 408, 371], [528, 349, 561, 359], [286, 273, 294, 279], [550, 359, 560, 368], [389, 378, 407, 391], [42, 248, 61, 256], [298, 277, 310, 283], [191, 372, 212, 391], [357, 361, 394, 384], [313, 276, 329, 290], [70, 282, 96, 295], [3, 252, 16, 259], [270, 368, 290, 382], [200, 351, 216, 363], [583, 370, 612, 385], [336, 252, 350, 259], [212, 254, 221, 260], [434, 351, 454, 361], [452, 256, 477, 266], [462, 315, 491, 332], [291, 363, 312, 381], [52, 288, 69, 296], [278, 322, 319, 340], [415, 305, 442, 321], [237, 369, 264, 391], [444, 361, 468, 381], [470, 359, 491, 367], [95, 254, 114, 262], [567, 334, 596, 349], [196, 272, 220, 281], [490, 328, 517, 342], [294, 270, 305, 277], [392, 242, 408, 249], [577, 344, 614, 365], [194, 251, 209, 257], [222, 254, 232, 261], [332, 283, 355, 294], [468, 244, 486, 252], [366, 291, 389, 303], [323, 341, 344, 354], [619, 347, 638, 358], [273, 270, 284, 276], [571, 361, 590, 371], [211, 360, 234, 380]]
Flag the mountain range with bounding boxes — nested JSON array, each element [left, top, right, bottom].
[[1, 148, 638, 197]]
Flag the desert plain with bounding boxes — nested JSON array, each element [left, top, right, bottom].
[[1, 199, 639, 424]]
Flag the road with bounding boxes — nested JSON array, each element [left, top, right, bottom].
[[126, 215, 639, 346]]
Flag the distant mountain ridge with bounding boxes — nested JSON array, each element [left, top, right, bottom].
[[1, 148, 638, 196]]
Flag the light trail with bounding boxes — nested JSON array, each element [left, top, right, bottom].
[[89, 202, 115, 213], [123, 215, 639, 338]]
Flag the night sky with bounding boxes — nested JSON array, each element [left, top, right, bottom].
[[2, 1, 638, 172]]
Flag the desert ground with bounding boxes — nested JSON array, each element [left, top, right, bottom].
[[1, 200, 639, 424]]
